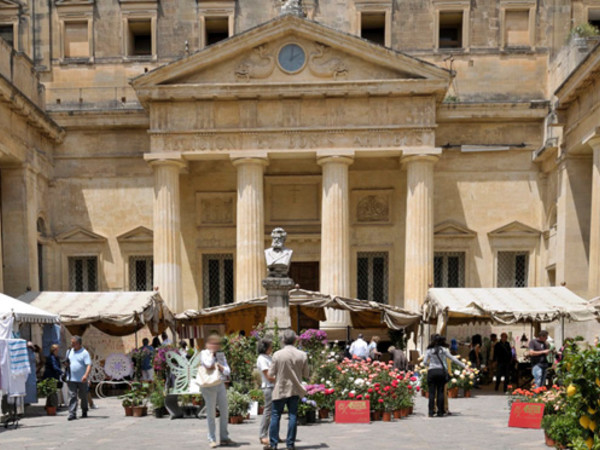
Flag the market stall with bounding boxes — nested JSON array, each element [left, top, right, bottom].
[[0, 293, 60, 426], [176, 288, 421, 338], [422, 287, 599, 345], [19, 291, 175, 337]]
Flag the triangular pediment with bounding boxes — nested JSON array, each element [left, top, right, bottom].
[[0, 0, 21, 10], [434, 220, 477, 238], [488, 221, 541, 238], [56, 227, 107, 243], [117, 226, 153, 243], [132, 15, 450, 93]]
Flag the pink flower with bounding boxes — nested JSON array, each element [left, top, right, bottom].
[[378, 399, 384, 403], [349, 392, 355, 398]]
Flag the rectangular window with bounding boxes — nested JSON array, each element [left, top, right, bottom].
[[204, 16, 229, 46], [505, 10, 530, 47], [203, 254, 234, 307], [0, 23, 14, 48], [439, 11, 463, 48], [127, 19, 152, 56], [129, 256, 153, 291], [64, 21, 89, 58], [68, 256, 98, 292], [434, 252, 465, 288], [356, 252, 388, 303], [589, 9, 600, 31], [360, 12, 386, 46], [497, 251, 529, 287]]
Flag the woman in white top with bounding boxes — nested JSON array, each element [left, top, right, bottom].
[[200, 333, 234, 449], [257, 338, 276, 446]]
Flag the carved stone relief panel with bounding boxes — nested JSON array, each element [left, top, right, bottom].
[[266, 176, 321, 224], [196, 192, 236, 227], [351, 189, 393, 225]]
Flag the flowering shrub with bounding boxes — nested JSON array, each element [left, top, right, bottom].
[[298, 397, 318, 416], [306, 383, 336, 411], [152, 345, 178, 381]]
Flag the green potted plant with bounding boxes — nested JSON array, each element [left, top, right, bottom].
[[297, 397, 317, 425], [248, 388, 264, 415], [37, 378, 59, 416], [570, 23, 600, 50], [128, 382, 150, 417], [227, 389, 251, 424], [150, 388, 165, 418]]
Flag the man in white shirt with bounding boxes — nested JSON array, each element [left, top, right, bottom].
[[349, 334, 368, 360]]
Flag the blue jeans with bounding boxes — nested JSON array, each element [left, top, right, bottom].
[[67, 381, 88, 418], [201, 383, 229, 443], [532, 364, 547, 388], [270, 396, 299, 449]]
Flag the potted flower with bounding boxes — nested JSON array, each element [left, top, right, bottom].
[[248, 388, 264, 415], [37, 378, 59, 416], [298, 397, 317, 425], [227, 388, 251, 424], [447, 377, 459, 398]]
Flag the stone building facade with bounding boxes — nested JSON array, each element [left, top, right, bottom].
[[1, 0, 599, 331]]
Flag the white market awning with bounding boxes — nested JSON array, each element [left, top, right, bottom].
[[19, 291, 174, 336], [423, 287, 598, 333], [0, 292, 60, 324]]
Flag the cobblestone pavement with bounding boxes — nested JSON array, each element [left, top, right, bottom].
[[1, 391, 547, 450]]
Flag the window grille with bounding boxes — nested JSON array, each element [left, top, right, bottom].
[[129, 256, 153, 291], [202, 254, 234, 307], [356, 252, 388, 303], [497, 251, 529, 287], [68, 256, 98, 292], [434, 252, 465, 288]]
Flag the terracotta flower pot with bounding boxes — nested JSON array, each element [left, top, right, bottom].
[[46, 406, 57, 416], [464, 390, 472, 398], [319, 408, 330, 419], [393, 410, 402, 419], [382, 411, 392, 422], [544, 432, 556, 447], [421, 390, 427, 398], [229, 415, 244, 424], [258, 406, 264, 415], [124, 406, 133, 416], [371, 410, 382, 421], [408, 406, 414, 415], [448, 387, 459, 398], [400, 408, 409, 418], [132, 406, 147, 417]]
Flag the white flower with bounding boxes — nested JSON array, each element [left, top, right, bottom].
[[459, 375, 465, 380], [326, 380, 332, 386], [354, 378, 365, 386], [469, 374, 474, 379], [321, 378, 325, 382], [349, 377, 355, 382], [451, 378, 457, 384], [467, 361, 472, 366], [454, 370, 460, 375]]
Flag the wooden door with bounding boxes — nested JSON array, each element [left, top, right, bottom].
[[289, 262, 320, 331]]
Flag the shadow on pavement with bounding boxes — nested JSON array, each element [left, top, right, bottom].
[[296, 445, 329, 449]]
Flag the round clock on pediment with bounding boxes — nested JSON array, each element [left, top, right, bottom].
[[277, 43, 306, 74]]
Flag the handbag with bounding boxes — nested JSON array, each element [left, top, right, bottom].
[[434, 349, 451, 383], [195, 364, 222, 388], [61, 350, 71, 383]]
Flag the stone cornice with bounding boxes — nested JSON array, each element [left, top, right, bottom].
[[437, 101, 550, 122], [0, 73, 64, 143], [49, 109, 148, 129], [555, 41, 600, 109], [134, 79, 448, 105]]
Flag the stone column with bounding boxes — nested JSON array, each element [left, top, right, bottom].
[[150, 159, 186, 313], [403, 154, 438, 313], [232, 157, 268, 302], [588, 138, 600, 296], [318, 155, 353, 327]]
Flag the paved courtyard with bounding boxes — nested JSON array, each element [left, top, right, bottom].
[[1, 392, 547, 450]]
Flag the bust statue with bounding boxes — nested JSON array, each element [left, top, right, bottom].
[[265, 227, 293, 277]]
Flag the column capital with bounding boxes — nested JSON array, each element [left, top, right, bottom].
[[231, 156, 269, 168], [146, 154, 188, 171], [584, 134, 600, 152], [401, 154, 440, 165], [317, 155, 354, 166]]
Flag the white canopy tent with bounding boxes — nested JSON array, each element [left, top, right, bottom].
[[422, 287, 599, 346], [19, 291, 174, 337], [0, 292, 59, 325]]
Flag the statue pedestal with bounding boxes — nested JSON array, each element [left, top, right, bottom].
[[262, 276, 294, 330]]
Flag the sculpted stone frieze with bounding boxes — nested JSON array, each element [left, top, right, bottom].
[[234, 44, 276, 81], [308, 43, 349, 80], [357, 195, 389, 222], [150, 128, 434, 153]]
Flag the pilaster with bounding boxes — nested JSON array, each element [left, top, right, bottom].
[[588, 137, 600, 296]]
